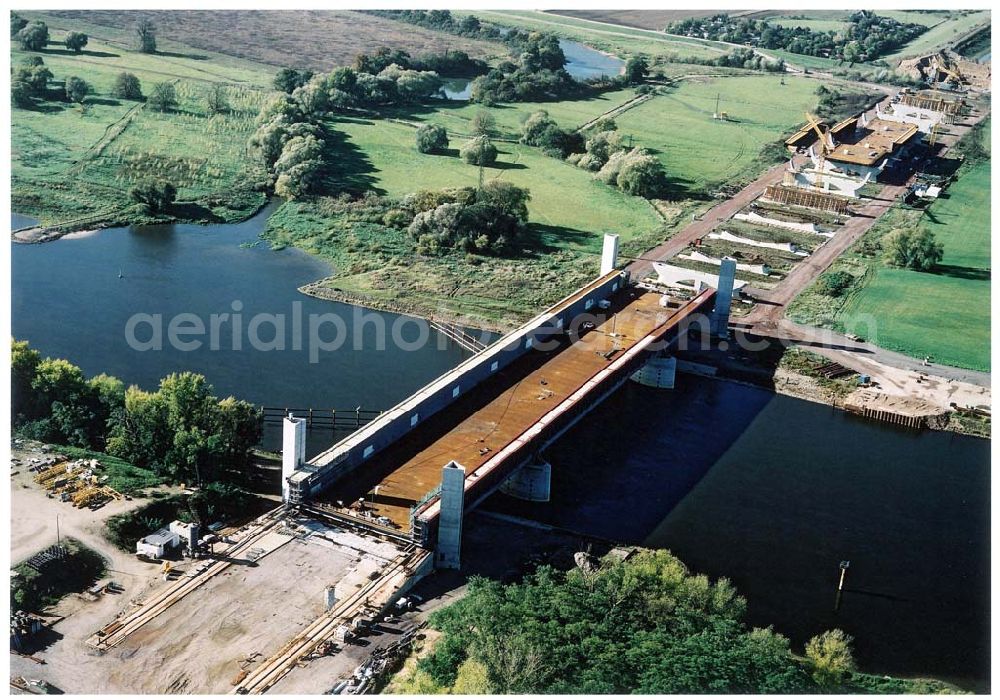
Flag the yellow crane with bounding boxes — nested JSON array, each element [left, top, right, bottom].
[[804, 112, 833, 189]]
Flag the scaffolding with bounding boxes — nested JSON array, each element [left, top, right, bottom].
[[763, 185, 851, 215]]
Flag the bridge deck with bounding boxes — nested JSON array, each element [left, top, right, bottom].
[[320, 287, 703, 531]]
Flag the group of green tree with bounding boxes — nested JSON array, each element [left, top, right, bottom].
[[12, 340, 261, 486], [671, 46, 786, 73], [104, 482, 257, 552], [668, 11, 926, 63], [278, 61, 445, 112], [365, 9, 504, 42], [564, 116, 668, 198], [249, 93, 331, 199], [403, 181, 531, 255], [470, 31, 582, 105], [411, 549, 865, 693], [355, 46, 489, 80], [10, 15, 173, 111]]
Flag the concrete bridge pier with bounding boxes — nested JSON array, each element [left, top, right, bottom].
[[711, 258, 737, 339], [282, 415, 307, 503], [499, 457, 552, 502]]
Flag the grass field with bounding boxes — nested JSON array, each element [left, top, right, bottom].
[[609, 74, 820, 192], [462, 10, 731, 60], [882, 10, 991, 60], [407, 87, 639, 139], [330, 116, 662, 249], [11, 27, 270, 225], [836, 160, 991, 371], [42, 10, 503, 71]]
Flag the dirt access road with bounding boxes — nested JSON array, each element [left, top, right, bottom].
[[626, 156, 799, 280]]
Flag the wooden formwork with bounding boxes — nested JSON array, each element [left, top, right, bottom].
[[762, 185, 851, 215], [899, 93, 964, 116]]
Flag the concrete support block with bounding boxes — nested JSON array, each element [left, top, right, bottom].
[[630, 356, 677, 388], [500, 459, 552, 502]]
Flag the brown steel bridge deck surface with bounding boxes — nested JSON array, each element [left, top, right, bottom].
[[321, 287, 691, 531]]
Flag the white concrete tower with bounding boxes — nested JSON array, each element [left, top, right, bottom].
[[436, 461, 466, 570], [282, 415, 307, 503], [711, 258, 737, 339], [600, 233, 620, 275]]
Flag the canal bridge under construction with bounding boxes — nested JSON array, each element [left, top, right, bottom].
[[282, 241, 730, 564]]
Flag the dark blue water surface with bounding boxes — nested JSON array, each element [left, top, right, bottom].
[[488, 376, 989, 690], [11, 207, 472, 450]]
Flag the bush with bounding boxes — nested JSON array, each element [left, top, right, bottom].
[[16, 21, 49, 51], [584, 129, 627, 167], [112, 72, 143, 100], [882, 226, 943, 271], [136, 18, 156, 53], [597, 148, 666, 198], [460, 136, 498, 166], [65, 76, 88, 103], [416, 123, 449, 154], [147, 81, 177, 112], [274, 67, 314, 94], [470, 110, 497, 137], [616, 150, 667, 198], [206, 84, 228, 114], [406, 182, 530, 255], [379, 208, 407, 228], [64, 31, 88, 52], [12, 539, 105, 612], [818, 270, 855, 297], [805, 629, 855, 686], [624, 55, 648, 84], [129, 179, 177, 213], [11, 80, 32, 108]]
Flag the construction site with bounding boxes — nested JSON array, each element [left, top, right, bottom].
[[643, 86, 989, 319]]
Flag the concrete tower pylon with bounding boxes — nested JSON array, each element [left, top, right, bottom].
[[282, 415, 306, 503], [436, 461, 466, 570], [600, 233, 620, 276], [711, 257, 737, 339]]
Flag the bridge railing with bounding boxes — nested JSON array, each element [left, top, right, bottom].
[[261, 407, 384, 431]]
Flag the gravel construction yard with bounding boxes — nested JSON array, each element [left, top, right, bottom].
[[10, 440, 413, 695]]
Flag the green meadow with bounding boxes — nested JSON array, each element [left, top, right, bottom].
[[838, 160, 991, 371]]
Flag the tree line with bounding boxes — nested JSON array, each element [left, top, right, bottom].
[[408, 549, 870, 693], [12, 340, 261, 486], [668, 11, 927, 63]]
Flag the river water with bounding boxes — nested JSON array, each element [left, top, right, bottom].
[[11, 207, 472, 452], [441, 38, 624, 100], [486, 377, 990, 691]]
